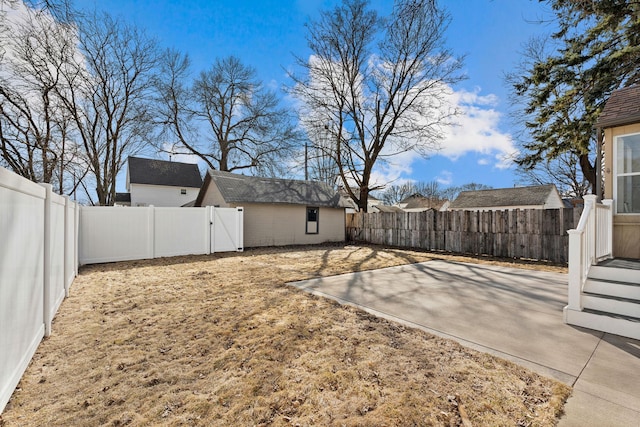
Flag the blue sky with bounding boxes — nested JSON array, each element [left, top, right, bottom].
[[74, 0, 555, 191]]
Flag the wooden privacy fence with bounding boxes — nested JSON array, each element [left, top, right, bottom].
[[346, 208, 582, 263]]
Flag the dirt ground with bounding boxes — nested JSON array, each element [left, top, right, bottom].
[[2, 244, 570, 426]]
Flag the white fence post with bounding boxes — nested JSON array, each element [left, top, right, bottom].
[[237, 207, 244, 252], [206, 206, 212, 255], [39, 183, 53, 337]]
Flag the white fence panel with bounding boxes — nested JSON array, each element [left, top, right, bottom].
[[154, 207, 210, 258], [211, 207, 244, 253], [0, 168, 46, 413], [1, 168, 79, 414], [45, 188, 67, 326], [79, 206, 243, 264], [79, 207, 153, 264]]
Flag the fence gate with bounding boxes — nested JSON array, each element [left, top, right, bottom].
[[211, 207, 244, 253]]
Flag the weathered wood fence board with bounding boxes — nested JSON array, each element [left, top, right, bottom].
[[346, 208, 581, 263]]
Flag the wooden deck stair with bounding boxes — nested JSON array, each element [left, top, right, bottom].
[[565, 258, 640, 340]]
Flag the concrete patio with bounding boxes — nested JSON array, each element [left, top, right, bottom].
[[291, 260, 640, 427]]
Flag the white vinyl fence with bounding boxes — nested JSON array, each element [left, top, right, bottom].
[[0, 167, 78, 413], [79, 206, 243, 265], [1, 166, 244, 414]]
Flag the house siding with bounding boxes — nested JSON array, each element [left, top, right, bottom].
[[604, 122, 640, 258], [237, 203, 345, 247], [130, 183, 200, 207]]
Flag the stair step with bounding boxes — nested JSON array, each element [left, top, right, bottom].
[[584, 278, 640, 301], [589, 265, 640, 285], [582, 294, 640, 318], [564, 306, 640, 340]]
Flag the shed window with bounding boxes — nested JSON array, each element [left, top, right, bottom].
[[181, 188, 187, 195], [306, 207, 319, 234], [615, 133, 640, 213]]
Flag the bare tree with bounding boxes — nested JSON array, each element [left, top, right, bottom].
[[291, 0, 464, 211], [1, 2, 157, 204], [516, 151, 591, 198], [156, 52, 299, 177], [379, 182, 418, 205], [300, 121, 341, 186], [59, 11, 158, 205], [0, 0, 81, 193]]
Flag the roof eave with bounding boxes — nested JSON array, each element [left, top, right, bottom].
[[595, 113, 640, 129]]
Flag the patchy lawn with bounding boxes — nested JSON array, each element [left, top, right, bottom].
[[2, 244, 570, 426]]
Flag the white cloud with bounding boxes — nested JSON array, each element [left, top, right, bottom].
[[368, 86, 518, 182], [437, 87, 518, 166], [161, 142, 201, 164], [436, 170, 453, 185]]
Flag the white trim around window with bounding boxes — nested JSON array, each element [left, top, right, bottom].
[[614, 131, 640, 214]]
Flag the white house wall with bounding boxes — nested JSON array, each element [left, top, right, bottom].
[[130, 183, 200, 207], [240, 203, 345, 247]]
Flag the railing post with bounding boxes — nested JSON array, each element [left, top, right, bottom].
[[602, 199, 614, 258], [583, 195, 597, 266], [567, 229, 583, 311]]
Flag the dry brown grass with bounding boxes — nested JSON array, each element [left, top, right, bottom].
[[2, 244, 570, 426]]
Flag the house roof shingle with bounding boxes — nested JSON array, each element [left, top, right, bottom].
[[199, 170, 345, 208], [128, 156, 203, 188], [596, 85, 640, 128], [449, 184, 558, 209]]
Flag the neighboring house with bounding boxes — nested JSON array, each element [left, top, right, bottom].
[[194, 170, 347, 247], [114, 192, 131, 207], [398, 194, 446, 212], [339, 187, 384, 213], [448, 185, 564, 211], [371, 204, 405, 213], [124, 157, 203, 207], [564, 85, 640, 341]]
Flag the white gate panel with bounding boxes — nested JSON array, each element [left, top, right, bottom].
[[154, 207, 209, 257], [211, 207, 244, 253]]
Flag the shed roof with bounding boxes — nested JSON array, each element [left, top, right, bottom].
[[596, 85, 640, 128], [449, 184, 558, 209], [196, 170, 345, 208], [128, 156, 203, 188]]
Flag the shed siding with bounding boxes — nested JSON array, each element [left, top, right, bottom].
[[240, 203, 345, 247], [544, 191, 565, 209], [604, 122, 640, 258], [200, 181, 229, 207]]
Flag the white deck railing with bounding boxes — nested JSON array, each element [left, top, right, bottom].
[[566, 195, 613, 311]]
